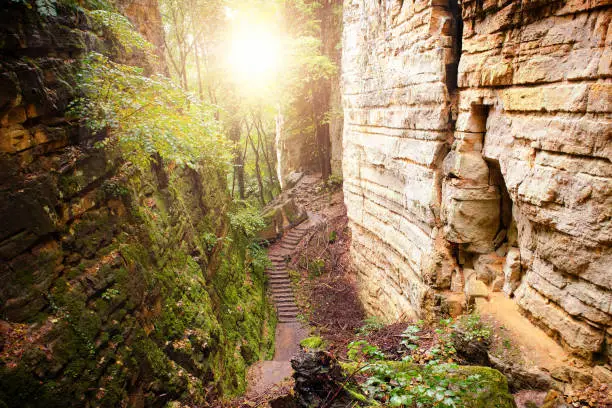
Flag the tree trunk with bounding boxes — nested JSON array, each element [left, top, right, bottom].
[[194, 42, 203, 100], [229, 120, 245, 200], [246, 120, 266, 206], [252, 110, 279, 190]]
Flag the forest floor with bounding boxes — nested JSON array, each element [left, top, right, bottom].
[[224, 175, 611, 408]]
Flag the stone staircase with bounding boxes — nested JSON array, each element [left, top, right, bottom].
[[266, 223, 311, 323], [244, 221, 312, 396]]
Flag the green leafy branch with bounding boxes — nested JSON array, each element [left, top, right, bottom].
[[69, 52, 231, 172]]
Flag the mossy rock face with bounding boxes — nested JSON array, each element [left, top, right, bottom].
[[257, 197, 307, 241], [259, 207, 283, 241], [453, 365, 517, 408], [341, 361, 517, 408], [1, 166, 276, 407], [0, 2, 275, 407], [282, 198, 306, 225]]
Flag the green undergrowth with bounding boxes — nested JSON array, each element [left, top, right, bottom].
[[338, 317, 515, 408], [341, 361, 516, 408]]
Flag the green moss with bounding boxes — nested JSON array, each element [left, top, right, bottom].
[[58, 174, 80, 198], [1, 158, 275, 406], [300, 336, 325, 350]]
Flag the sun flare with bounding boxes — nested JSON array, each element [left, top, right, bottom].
[[227, 24, 282, 83]]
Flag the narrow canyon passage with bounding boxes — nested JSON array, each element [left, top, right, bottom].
[[1, 0, 611, 407]]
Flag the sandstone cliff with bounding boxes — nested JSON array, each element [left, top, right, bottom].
[[342, 0, 611, 363]]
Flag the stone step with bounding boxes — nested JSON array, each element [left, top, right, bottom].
[[268, 276, 289, 281], [275, 296, 296, 302], [278, 312, 298, 319], [270, 279, 290, 284], [269, 280, 291, 286], [273, 292, 295, 298], [278, 318, 298, 323], [268, 272, 289, 280], [277, 309, 299, 316], [282, 238, 301, 244], [275, 299, 296, 306], [273, 297, 295, 303], [271, 289, 293, 296], [267, 272, 285, 277], [269, 256, 286, 262], [267, 273, 289, 278], [268, 272, 289, 277], [277, 304, 299, 311], [277, 300, 298, 307]]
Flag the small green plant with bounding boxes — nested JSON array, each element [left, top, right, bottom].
[[327, 174, 343, 187], [454, 314, 491, 342], [328, 230, 337, 243], [228, 204, 266, 238], [360, 362, 483, 407], [399, 324, 421, 351], [10, 0, 57, 17], [88, 9, 154, 55], [347, 340, 385, 362], [201, 232, 219, 250], [101, 288, 120, 301], [288, 269, 301, 285], [308, 257, 325, 278], [99, 180, 129, 200], [249, 242, 271, 271], [356, 316, 385, 335]]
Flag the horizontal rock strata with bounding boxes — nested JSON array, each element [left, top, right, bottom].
[[342, 0, 611, 362]]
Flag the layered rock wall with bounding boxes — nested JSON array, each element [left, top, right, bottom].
[[343, 0, 458, 320], [342, 0, 611, 360]]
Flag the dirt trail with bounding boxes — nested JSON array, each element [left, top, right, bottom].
[[476, 293, 569, 371]]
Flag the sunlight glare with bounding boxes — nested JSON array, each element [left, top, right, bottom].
[[227, 24, 281, 84]]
